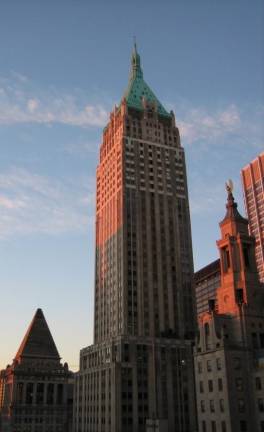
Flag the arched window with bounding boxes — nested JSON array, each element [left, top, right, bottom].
[[205, 322, 210, 350]]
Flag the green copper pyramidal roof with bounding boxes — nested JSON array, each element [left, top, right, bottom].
[[123, 44, 171, 118]]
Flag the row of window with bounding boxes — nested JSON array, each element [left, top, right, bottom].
[[198, 357, 223, 373], [201, 420, 247, 432]]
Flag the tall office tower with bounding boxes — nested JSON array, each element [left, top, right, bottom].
[[194, 186, 264, 432], [241, 152, 264, 283], [74, 46, 197, 432], [0, 309, 73, 432]]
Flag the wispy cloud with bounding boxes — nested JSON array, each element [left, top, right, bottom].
[[178, 104, 240, 143], [0, 74, 108, 127], [0, 168, 95, 238], [174, 103, 264, 150]]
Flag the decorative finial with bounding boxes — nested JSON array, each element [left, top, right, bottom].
[[225, 179, 234, 195]]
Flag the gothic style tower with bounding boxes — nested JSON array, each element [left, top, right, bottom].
[[74, 46, 197, 432], [194, 185, 264, 432], [94, 44, 195, 343]]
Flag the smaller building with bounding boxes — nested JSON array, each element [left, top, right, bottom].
[[194, 259, 220, 316], [194, 185, 264, 432], [0, 308, 73, 432]]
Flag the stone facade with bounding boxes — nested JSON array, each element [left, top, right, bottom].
[[75, 337, 195, 432], [0, 309, 73, 432], [194, 188, 264, 432], [74, 45, 197, 432]]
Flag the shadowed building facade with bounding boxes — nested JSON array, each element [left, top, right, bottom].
[[194, 187, 264, 432], [0, 309, 73, 432], [194, 259, 220, 316], [74, 46, 197, 432], [241, 152, 264, 283]]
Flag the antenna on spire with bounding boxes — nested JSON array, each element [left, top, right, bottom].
[[133, 35, 137, 52]]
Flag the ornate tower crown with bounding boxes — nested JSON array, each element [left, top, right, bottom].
[[124, 44, 171, 117], [220, 180, 248, 228]]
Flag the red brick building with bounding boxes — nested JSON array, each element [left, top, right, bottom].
[[241, 152, 264, 283]]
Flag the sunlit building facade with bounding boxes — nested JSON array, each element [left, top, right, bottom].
[[241, 152, 264, 283], [74, 46, 197, 432]]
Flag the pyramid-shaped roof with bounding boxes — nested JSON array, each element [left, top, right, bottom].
[[15, 308, 60, 361], [123, 44, 171, 118]]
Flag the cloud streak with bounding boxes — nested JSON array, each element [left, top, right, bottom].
[[174, 103, 264, 150], [0, 74, 108, 127], [0, 168, 95, 238], [178, 104, 241, 143]]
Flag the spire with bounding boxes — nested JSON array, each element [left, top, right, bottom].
[[14, 308, 60, 361], [124, 44, 171, 118], [129, 41, 143, 81], [220, 180, 248, 227]]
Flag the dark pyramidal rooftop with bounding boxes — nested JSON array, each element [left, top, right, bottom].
[[15, 308, 60, 361]]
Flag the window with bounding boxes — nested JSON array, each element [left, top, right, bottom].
[[243, 246, 250, 268], [216, 358, 221, 370], [202, 420, 207, 432], [260, 420, 264, 432], [198, 362, 202, 374], [252, 332, 258, 349], [221, 421, 227, 432], [223, 247, 230, 272], [236, 378, 243, 391], [218, 378, 223, 391], [205, 323, 210, 349], [208, 380, 213, 392], [209, 400, 215, 412], [17, 382, 24, 404], [238, 399, 245, 413], [201, 400, 205, 413], [57, 384, 63, 405], [258, 399, 264, 412], [47, 383, 54, 405], [240, 420, 247, 431], [26, 383, 34, 405], [199, 381, 204, 393], [211, 420, 216, 432], [220, 399, 224, 412], [207, 360, 212, 372], [234, 357, 241, 370], [36, 383, 44, 405], [256, 377, 262, 390]]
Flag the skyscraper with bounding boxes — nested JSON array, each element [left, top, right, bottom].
[[241, 152, 264, 283], [74, 46, 197, 432]]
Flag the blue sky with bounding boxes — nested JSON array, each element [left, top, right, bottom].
[[0, 1, 263, 370]]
